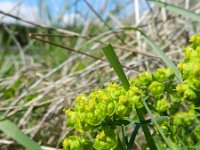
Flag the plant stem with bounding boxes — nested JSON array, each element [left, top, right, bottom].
[[121, 126, 128, 148], [117, 134, 126, 150], [136, 108, 157, 150], [127, 123, 141, 150], [141, 98, 176, 150]]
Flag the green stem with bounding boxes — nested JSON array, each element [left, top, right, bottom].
[[142, 98, 176, 150], [127, 123, 141, 150], [136, 108, 157, 150], [116, 134, 126, 150], [121, 126, 128, 148]]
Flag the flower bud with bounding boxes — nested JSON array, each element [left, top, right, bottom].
[[137, 71, 153, 86], [190, 34, 200, 48], [192, 63, 200, 76], [93, 129, 118, 150], [156, 98, 170, 112], [63, 136, 91, 150], [148, 81, 164, 97]]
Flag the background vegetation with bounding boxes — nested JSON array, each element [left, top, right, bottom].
[[0, 0, 200, 149]]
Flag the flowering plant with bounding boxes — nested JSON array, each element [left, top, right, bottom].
[[63, 34, 200, 150]]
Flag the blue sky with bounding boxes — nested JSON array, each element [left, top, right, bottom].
[[0, 0, 149, 26]]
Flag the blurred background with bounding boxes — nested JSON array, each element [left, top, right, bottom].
[[0, 0, 200, 149]]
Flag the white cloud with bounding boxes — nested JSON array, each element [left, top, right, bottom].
[[0, 1, 84, 27], [0, 1, 39, 26], [62, 13, 84, 26]]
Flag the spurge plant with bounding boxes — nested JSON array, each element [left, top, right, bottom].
[[63, 34, 200, 150]]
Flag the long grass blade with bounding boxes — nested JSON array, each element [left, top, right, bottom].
[[0, 120, 41, 150], [121, 27, 182, 82], [102, 44, 130, 90], [149, 0, 200, 22]]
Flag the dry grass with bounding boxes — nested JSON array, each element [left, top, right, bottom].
[[0, 0, 200, 149]]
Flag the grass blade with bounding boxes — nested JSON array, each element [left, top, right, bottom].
[[0, 120, 41, 150], [102, 44, 130, 90], [149, 0, 200, 22], [121, 27, 182, 82], [194, 107, 200, 113]]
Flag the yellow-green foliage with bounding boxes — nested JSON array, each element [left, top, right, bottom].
[[63, 34, 200, 150], [66, 83, 143, 133]]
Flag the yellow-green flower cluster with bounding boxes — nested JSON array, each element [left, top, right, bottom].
[[63, 34, 200, 149], [63, 128, 118, 150], [173, 108, 195, 126], [177, 34, 200, 101], [63, 136, 91, 150], [156, 98, 170, 112], [135, 71, 153, 86], [66, 83, 143, 132], [154, 67, 175, 82], [148, 81, 164, 97], [93, 128, 118, 150], [133, 67, 174, 88], [64, 83, 144, 149], [130, 67, 175, 112]]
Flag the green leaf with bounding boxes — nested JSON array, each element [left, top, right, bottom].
[[154, 116, 169, 122], [112, 119, 132, 126], [149, 0, 200, 22], [102, 44, 130, 90], [121, 27, 182, 82], [192, 141, 200, 150], [194, 107, 200, 113], [116, 134, 126, 150], [0, 120, 41, 150]]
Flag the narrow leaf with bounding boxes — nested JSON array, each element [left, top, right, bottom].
[[121, 126, 128, 148], [102, 44, 130, 90], [127, 124, 141, 150], [112, 119, 131, 126], [194, 107, 200, 113], [116, 134, 126, 150], [0, 120, 41, 150], [153, 116, 169, 122], [149, 0, 200, 22], [121, 27, 182, 82]]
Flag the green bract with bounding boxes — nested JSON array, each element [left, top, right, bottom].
[[65, 83, 144, 133], [154, 68, 174, 82], [148, 81, 164, 97], [176, 33, 200, 103], [135, 71, 153, 86], [156, 98, 170, 112], [173, 108, 195, 126], [63, 136, 90, 150], [93, 128, 118, 150]]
